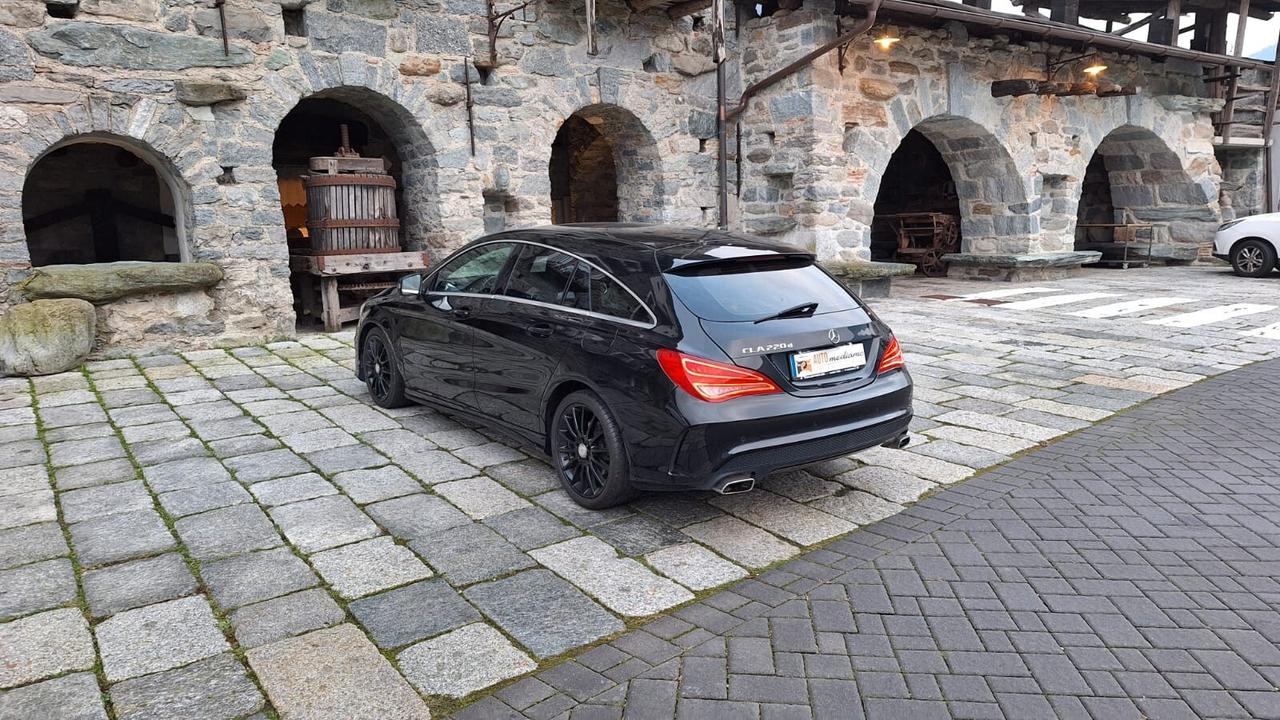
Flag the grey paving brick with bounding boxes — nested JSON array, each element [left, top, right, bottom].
[[54, 458, 137, 490], [410, 522, 535, 586], [366, 492, 472, 540], [228, 588, 346, 649], [485, 506, 582, 550], [70, 508, 175, 567], [201, 547, 318, 609], [157, 481, 252, 518], [349, 579, 481, 649], [95, 596, 229, 682], [0, 558, 77, 620], [0, 522, 67, 570], [108, 652, 264, 720], [141, 456, 231, 493], [82, 553, 197, 619], [0, 672, 106, 720], [465, 569, 624, 659], [175, 504, 281, 561]]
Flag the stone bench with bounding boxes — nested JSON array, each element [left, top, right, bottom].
[[941, 251, 1102, 282], [19, 261, 224, 303], [820, 260, 917, 298]]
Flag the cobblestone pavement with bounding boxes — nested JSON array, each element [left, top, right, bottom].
[[1, 266, 1278, 718], [454, 356, 1280, 720]]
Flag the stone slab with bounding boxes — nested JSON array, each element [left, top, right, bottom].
[[269, 494, 381, 554], [682, 516, 798, 570], [95, 596, 229, 682], [348, 579, 481, 649], [0, 608, 95, 688], [332, 466, 422, 504], [82, 553, 197, 619], [644, 542, 748, 592], [248, 472, 337, 507], [366, 493, 471, 540], [0, 672, 105, 720], [247, 624, 431, 720], [530, 537, 693, 617], [483, 506, 581, 550], [229, 589, 346, 649], [201, 547, 318, 610], [70, 508, 175, 567], [409, 523, 535, 586], [310, 536, 432, 599], [0, 557, 77, 620], [465, 569, 624, 659], [108, 652, 264, 720], [175, 504, 281, 561], [435, 476, 529, 519], [398, 623, 536, 699]]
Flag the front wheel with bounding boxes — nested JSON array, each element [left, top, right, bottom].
[[552, 391, 634, 509], [1231, 239, 1277, 278], [361, 327, 409, 408]]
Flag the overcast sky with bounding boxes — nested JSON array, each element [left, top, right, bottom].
[[983, 0, 1280, 58]]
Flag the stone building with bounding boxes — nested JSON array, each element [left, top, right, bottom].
[[0, 0, 1273, 356]]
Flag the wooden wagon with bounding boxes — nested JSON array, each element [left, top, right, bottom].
[[885, 212, 960, 277]]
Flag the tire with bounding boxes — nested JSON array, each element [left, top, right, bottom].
[[1230, 239, 1277, 278], [361, 326, 410, 408], [551, 390, 635, 509]]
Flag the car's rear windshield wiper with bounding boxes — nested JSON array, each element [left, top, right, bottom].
[[754, 301, 819, 323]]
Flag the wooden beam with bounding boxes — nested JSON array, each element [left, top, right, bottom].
[[962, 0, 992, 9], [1233, 0, 1250, 56]]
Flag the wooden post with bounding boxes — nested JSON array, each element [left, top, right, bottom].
[[1050, 0, 1079, 25], [585, 0, 597, 55], [1233, 0, 1250, 56], [321, 277, 341, 333]]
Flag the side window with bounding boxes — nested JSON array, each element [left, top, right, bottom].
[[503, 246, 579, 306], [584, 264, 647, 322], [431, 243, 514, 295]]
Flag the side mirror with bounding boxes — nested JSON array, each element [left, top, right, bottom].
[[399, 273, 423, 296]]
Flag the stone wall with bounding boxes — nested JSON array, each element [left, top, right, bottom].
[[0, 0, 1259, 349], [735, 8, 1233, 262]]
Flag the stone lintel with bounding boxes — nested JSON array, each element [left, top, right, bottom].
[[20, 262, 224, 304]]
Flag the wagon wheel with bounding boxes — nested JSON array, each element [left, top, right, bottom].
[[919, 251, 949, 278]]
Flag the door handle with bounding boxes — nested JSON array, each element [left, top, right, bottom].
[[527, 323, 554, 338], [452, 307, 471, 320]]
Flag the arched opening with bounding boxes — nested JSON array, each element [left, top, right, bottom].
[[22, 138, 187, 266], [272, 87, 437, 330], [549, 104, 662, 224], [870, 129, 961, 271], [1074, 125, 1213, 262]]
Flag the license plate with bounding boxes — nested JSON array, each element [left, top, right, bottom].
[[790, 342, 866, 380]]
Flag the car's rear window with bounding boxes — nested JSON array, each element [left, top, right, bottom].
[[663, 258, 860, 322]]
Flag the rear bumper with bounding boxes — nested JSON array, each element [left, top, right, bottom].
[[631, 370, 913, 491], [1212, 252, 1230, 262]]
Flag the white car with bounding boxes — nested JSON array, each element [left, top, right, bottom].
[[1213, 214, 1280, 277]]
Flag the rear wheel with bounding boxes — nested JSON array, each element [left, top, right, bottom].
[[1230, 239, 1277, 278], [552, 391, 634, 509], [361, 327, 409, 408]]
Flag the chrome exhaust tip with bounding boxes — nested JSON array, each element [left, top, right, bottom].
[[714, 476, 756, 495], [883, 433, 910, 450]]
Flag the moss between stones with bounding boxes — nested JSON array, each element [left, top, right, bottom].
[[20, 262, 224, 304]]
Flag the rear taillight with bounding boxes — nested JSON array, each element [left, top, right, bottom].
[[877, 336, 905, 374], [657, 349, 781, 403]]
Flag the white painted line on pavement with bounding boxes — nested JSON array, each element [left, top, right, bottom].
[[998, 292, 1122, 310], [948, 287, 1059, 301], [1147, 303, 1277, 328], [1241, 321, 1280, 340], [1072, 297, 1196, 319]]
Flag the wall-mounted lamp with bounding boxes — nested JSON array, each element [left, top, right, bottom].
[[874, 33, 900, 51], [1046, 51, 1105, 80], [1082, 62, 1108, 77]]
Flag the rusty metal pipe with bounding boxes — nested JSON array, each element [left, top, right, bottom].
[[725, 0, 884, 124]]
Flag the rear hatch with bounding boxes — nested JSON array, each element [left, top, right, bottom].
[[663, 255, 884, 397]]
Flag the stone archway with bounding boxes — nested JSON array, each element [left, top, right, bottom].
[[272, 86, 439, 252], [1075, 125, 1215, 261], [22, 133, 193, 267], [549, 104, 664, 224], [870, 115, 1032, 257]]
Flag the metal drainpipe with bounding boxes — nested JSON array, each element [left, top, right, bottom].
[[716, 0, 885, 227]]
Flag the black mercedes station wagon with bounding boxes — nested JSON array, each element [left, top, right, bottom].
[[356, 225, 913, 509]]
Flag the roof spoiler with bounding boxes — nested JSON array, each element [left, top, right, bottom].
[[665, 251, 816, 276]]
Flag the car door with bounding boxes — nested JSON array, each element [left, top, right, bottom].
[[395, 241, 516, 408], [472, 243, 594, 432]]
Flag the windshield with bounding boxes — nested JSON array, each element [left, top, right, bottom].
[[664, 258, 860, 322]]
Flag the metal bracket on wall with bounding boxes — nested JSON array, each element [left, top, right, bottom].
[[834, 0, 856, 74], [214, 0, 229, 56], [477, 0, 537, 72]]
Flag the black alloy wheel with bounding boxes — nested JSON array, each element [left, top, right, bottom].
[[362, 327, 408, 408], [552, 391, 633, 509]]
